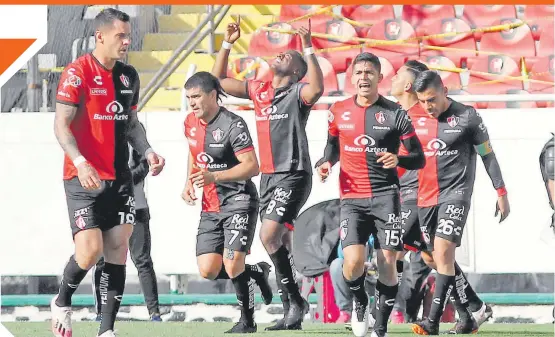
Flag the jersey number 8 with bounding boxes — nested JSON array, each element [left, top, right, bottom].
[[266, 200, 285, 217]]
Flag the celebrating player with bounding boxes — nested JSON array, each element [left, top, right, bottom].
[[391, 61, 493, 334], [211, 18, 324, 330], [410, 71, 510, 335], [51, 8, 165, 337], [182, 71, 273, 334], [316, 52, 425, 337]]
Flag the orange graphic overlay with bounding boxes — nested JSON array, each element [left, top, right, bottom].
[[0, 38, 35, 78]]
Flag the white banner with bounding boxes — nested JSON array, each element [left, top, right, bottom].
[[0, 108, 554, 276]]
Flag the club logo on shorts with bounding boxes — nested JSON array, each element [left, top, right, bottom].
[[120, 74, 130, 88], [340, 219, 349, 241], [212, 128, 224, 142], [401, 209, 412, 225], [76, 216, 86, 230]]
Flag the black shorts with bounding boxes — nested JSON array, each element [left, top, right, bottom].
[[259, 171, 312, 228], [339, 193, 403, 251], [418, 200, 470, 251], [64, 177, 135, 238], [401, 200, 424, 252], [196, 204, 258, 256]]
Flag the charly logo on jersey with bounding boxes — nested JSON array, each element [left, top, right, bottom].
[[344, 134, 387, 153], [196, 152, 227, 169], [425, 138, 458, 157], [256, 105, 288, 121], [94, 101, 128, 121]]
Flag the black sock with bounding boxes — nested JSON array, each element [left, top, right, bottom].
[[93, 258, 105, 314], [396, 260, 404, 285], [344, 272, 368, 307], [231, 271, 255, 324], [216, 264, 230, 280], [374, 281, 399, 334], [429, 273, 455, 323], [55, 255, 89, 307], [98, 263, 126, 335], [451, 291, 472, 322], [455, 262, 483, 312], [270, 246, 302, 306]]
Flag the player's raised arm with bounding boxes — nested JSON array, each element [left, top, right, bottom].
[[211, 17, 250, 99], [298, 19, 324, 105], [469, 108, 510, 222], [395, 109, 425, 170]]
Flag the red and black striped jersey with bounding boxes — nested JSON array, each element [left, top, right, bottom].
[[247, 80, 312, 174], [55, 53, 139, 181], [416, 99, 492, 207], [328, 95, 417, 199], [184, 108, 258, 213]]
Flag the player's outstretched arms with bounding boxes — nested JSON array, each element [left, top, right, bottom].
[[298, 19, 324, 105], [211, 17, 250, 99]]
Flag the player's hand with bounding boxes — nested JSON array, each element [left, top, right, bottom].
[[181, 181, 197, 206], [297, 18, 312, 48], [189, 169, 216, 188], [76, 162, 102, 191], [377, 152, 399, 169], [495, 194, 510, 223], [317, 161, 332, 182], [225, 16, 241, 44], [147, 152, 165, 176]]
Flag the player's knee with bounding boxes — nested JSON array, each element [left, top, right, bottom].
[[259, 228, 281, 251], [75, 250, 102, 270], [342, 255, 364, 277], [380, 249, 398, 265], [198, 264, 220, 280], [223, 259, 245, 279]]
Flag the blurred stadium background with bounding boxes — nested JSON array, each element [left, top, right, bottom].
[[0, 3, 554, 327]]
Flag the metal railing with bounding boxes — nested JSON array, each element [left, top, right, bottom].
[[138, 5, 231, 111]]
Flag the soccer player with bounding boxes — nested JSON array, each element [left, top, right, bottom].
[[410, 71, 510, 335], [391, 61, 494, 333], [182, 71, 273, 334], [211, 18, 324, 330], [316, 52, 426, 337], [93, 135, 161, 322], [51, 8, 165, 337]]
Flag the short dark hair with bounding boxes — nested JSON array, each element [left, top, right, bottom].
[[288, 50, 308, 81], [94, 8, 130, 31], [184, 71, 227, 103], [352, 52, 381, 74], [404, 60, 429, 78], [413, 70, 444, 93]]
